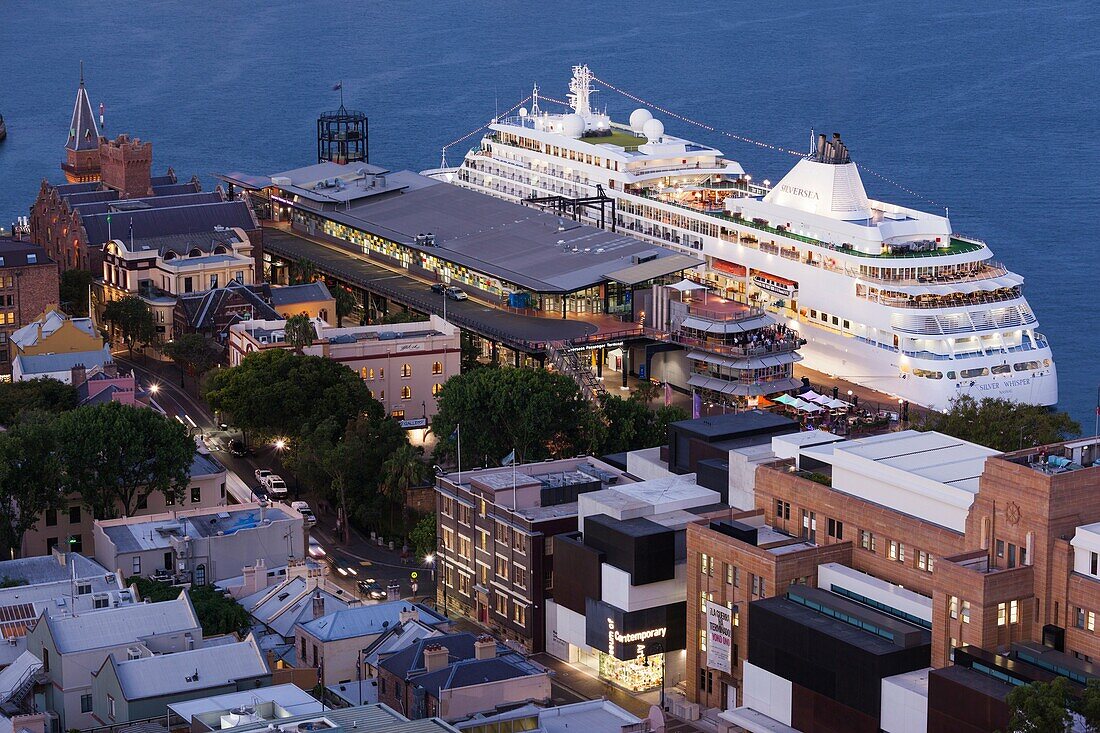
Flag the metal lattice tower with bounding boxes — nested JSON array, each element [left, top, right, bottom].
[[317, 106, 368, 165]]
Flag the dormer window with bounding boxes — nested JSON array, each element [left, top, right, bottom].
[[189, 248, 203, 258], [213, 245, 228, 255], [163, 251, 177, 261]]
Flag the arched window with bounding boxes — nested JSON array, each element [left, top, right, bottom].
[[195, 564, 206, 586], [401, 363, 412, 378], [432, 361, 443, 375], [400, 386, 412, 400], [163, 250, 177, 261], [368, 368, 375, 380], [213, 245, 228, 255], [360, 367, 368, 379], [189, 248, 203, 258], [432, 383, 443, 396], [366, 389, 374, 400]]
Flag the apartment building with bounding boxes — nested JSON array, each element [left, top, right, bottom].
[[0, 237, 58, 378], [93, 502, 305, 585], [9, 308, 111, 383], [434, 457, 630, 653], [230, 314, 459, 426], [22, 448, 228, 558]]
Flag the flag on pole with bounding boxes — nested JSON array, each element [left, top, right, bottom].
[[449, 426, 459, 442], [501, 449, 515, 466], [332, 82, 342, 91]]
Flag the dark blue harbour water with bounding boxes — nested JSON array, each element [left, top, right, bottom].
[[0, 1, 1096, 428]]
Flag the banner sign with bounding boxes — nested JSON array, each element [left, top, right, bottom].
[[706, 601, 733, 673]]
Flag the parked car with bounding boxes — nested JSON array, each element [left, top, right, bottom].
[[228, 439, 249, 457], [308, 537, 326, 559], [430, 282, 446, 294], [255, 468, 272, 482], [445, 286, 468, 301], [357, 580, 387, 600], [291, 501, 316, 526], [265, 476, 288, 496]]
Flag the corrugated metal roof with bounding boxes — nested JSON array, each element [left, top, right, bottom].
[[81, 201, 256, 246], [229, 704, 458, 733], [76, 191, 223, 217], [269, 282, 332, 307], [113, 637, 268, 700], [14, 346, 112, 376], [299, 601, 446, 642], [46, 592, 200, 653], [604, 253, 704, 285]]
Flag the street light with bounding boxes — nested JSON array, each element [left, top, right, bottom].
[[425, 554, 436, 583], [149, 383, 160, 396], [274, 438, 288, 452]]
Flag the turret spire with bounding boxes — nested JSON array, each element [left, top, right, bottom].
[[67, 63, 100, 153]]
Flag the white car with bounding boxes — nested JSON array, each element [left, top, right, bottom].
[[265, 475, 288, 496], [291, 501, 316, 526], [308, 537, 326, 559], [254, 468, 272, 482]]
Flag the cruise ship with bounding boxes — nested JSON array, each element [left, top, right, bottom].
[[426, 65, 1056, 410]]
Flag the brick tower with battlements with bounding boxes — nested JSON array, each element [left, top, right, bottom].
[[98, 135, 153, 200]]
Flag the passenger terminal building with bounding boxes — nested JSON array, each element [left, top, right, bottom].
[[219, 162, 700, 321]]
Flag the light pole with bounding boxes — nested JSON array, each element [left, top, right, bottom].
[[437, 536, 449, 617]]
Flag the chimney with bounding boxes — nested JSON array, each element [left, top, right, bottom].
[[399, 606, 420, 624], [311, 589, 325, 619], [71, 363, 87, 387], [103, 361, 118, 378], [474, 634, 496, 661], [423, 643, 448, 673]]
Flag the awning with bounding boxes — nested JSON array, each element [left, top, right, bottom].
[[800, 390, 823, 400], [774, 394, 798, 406], [679, 315, 774, 334], [668, 278, 708, 292], [605, 254, 705, 285], [688, 375, 801, 397], [825, 398, 851, 409], [685, 350, 801, 369]]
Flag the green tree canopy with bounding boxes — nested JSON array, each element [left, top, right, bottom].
[[54, 402, 194, 519], [0, 414, 65, 557], [1006, 677, 1073, 732], [597, 394, 687, 455], [163, 333, 221, 378], [431, 367, 598, 466], [102, 295, 157, 356], [916, 395, 1081, 452], [381, 443, 430, 527], [378, 310, 427, 325], [126, 580, 249, 636], [283, 314, 316, 354], [409, 513, 436, 562], [332, 285, 357, 325], [0, 378, 78, 426], [59, 269, 93, 317], [204, 349, 378, 440]]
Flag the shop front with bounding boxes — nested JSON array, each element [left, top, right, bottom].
[[584, 598, 686, 692]]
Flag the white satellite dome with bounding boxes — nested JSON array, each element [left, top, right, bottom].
[[518, 107, 528, 117], [561, 113, 585, 138], [642, 118, 664, 143], [629, 108, 653, 133]]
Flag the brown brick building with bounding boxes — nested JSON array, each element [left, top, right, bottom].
[[685, 428, 1100, 716], [0, 237, 59, 377], [686, 511, 852, 709]]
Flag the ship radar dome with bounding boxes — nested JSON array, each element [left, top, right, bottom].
[[518, 107, 528, 117], [561, 113, 585, 138], [629, 108, 653, 132], [643, 118, 664, 142]]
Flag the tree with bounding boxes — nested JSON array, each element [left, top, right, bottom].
[[431, 367, 598, 467], [409, 514, 436, 562], [291, 258, 317, 285], [162, 333, 221, 382], [1080, 678, 1100, 731], [0, 415, 65, 557], [597, 394, 687, 455], [283, 314, 316, 354], [1006, 677, 1072, 732], [59, 269, 93, 317], [381, 443, 430, 529], [631, 380, 661, 405], [54, 402, 194, 518], [460, 332, 484, 371], [102, 296, 157, 357], [0, 378, 78, 426], [126, 581, 249, 636], [204, 349, 378, 441], [379, 310, 426, 325], [916, 395, 1081, 452], [332, 285, 357, 325]]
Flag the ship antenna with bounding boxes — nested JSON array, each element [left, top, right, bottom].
[[809, 128, 815, 156], [531, 83, 541, 117]]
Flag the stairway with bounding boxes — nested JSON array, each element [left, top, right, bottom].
[[548, 341, 606, 404]]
